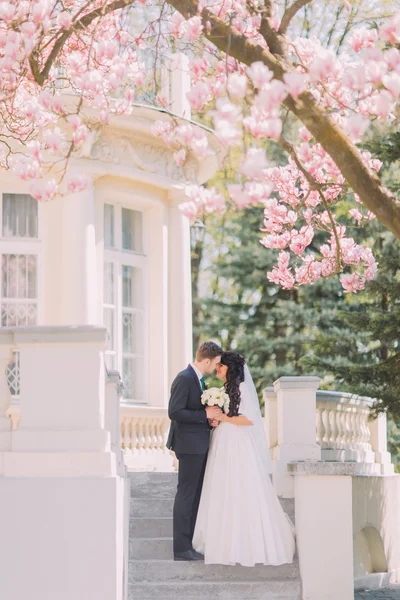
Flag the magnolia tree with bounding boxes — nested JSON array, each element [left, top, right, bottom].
[[1, 0, 400, 292]]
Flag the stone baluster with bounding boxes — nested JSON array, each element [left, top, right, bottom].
[[368, 412, 394, 474], [321, 407, 330, 447], [316, 405, 323, 446]]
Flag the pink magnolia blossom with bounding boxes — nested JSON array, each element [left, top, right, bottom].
[[58, 11, 73, 29], [349, 208, 363, 223], [66, 175, 91, 194], [214, 119, 241, 145], [180, 16, 203, 41], [0, 3, 16, 23], [283, 72, 307, 97], [30, 178, 58, 202], [380, 14, 400, 45], [240, 148, 269, 179], [173, 149, 187, 166], [348, 27, 378, 53], [243, 116, 282, 140], [382, 73, 400, 99], [187, 81, 211, 111], [227, 73, 247, 99], [340, 272, 365, 293], [308, 50, 337, 82], [246, 62, 273, 89], [0, 0, 395, 293], [344, 114, 369, 142], [44, 128, 65, 152]]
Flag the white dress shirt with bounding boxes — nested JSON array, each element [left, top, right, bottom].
[[190, 362, 203, 385]]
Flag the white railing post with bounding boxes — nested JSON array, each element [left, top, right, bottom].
[[369, 412, 394, 475], [0, 326, 127, 600], [0, 331, 13, 454], [273, 376, 321, 498], [105, 369, 125, 476], [263, 386, 278, 450], [292, 463, 355, 600]]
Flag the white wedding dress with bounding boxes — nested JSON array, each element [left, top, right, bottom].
[[193, 365, 295, 567]]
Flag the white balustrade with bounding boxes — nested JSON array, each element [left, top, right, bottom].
[[316, 391, 375, 463], [120, 404, 175, 472], [7, 373, 391, 473]]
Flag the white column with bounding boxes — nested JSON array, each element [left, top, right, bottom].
[[369, 413, 394, 475], [263, 386, 278, 449], [165, 53, 191, 119], [61, 180, 98, 325], [273, 376, 321, 497], [295, 473, 354, 600], [167, 189, 193, 387], [147, 203, 169, 407], [0, 332, 13, 453]]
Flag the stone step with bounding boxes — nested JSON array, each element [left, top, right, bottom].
[[130, 472, 178, 499], [129, 559, 300, 583], [128, 580, 301, 599], [130, 496, 295, 519], [131, 496, 174, 518], [130, 517, 173, 538], [130, 538, 173, 560]]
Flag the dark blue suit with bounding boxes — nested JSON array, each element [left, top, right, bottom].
[[166, 365, 210, 553]]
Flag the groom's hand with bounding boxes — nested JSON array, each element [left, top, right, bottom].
[[205, 406, 222, 419], [209, 419, 220, 428]]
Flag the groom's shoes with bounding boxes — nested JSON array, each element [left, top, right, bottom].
[[174, 549, 204, 561]]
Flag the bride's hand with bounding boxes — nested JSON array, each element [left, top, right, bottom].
[[214, 413, 228, 422]]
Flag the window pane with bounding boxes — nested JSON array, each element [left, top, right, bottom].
[[104, 204, 114, 248], [103, 262, 114, 305], [7, 350, 20, 397], [122, 208, 143, 253], [1, 254, 37, 326], [2, 194, 38, 238], [122, 312, 143, 354], [122, 266, 143, 309], [122, 357, 144, 401], [2, 254, 37, 299]]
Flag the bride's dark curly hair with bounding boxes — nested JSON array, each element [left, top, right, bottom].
[[220, 351, 246, 417]]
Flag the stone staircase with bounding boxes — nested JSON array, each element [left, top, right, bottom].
[[128, 472, 302, 599]]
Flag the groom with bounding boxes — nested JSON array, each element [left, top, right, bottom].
[[166, 341, 223, 561]]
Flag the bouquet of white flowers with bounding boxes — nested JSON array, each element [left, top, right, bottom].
[[201, 387, 230, 414]]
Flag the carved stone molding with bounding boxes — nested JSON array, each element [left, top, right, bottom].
[[76, 129, 198, 184]]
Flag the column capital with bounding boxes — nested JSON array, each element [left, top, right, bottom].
[[263, 386, 277, 400], [168, 185, 187, 208], [274, 376, 320, 392]]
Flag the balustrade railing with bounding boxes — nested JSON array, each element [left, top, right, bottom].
[[5, 376, 390, 473], [120, 404, 175, 471], [316, 391, 375, 463]]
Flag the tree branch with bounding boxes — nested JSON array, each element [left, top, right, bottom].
[[30, 0, 136, 85], [279, 0, 314, 35], [168, 0, 400, 240]]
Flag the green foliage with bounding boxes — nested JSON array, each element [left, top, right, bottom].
[[302, 221, 400, 418]]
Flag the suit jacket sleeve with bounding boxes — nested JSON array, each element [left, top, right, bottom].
[[168, 375, 208, 424]]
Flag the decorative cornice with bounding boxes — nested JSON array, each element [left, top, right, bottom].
[[76, 128, 198, 184]]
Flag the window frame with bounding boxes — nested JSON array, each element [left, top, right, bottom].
[[102, 200, 148, 404], [0, 191, 44, 326]]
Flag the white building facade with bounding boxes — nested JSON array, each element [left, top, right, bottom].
[[1, 101, 222, 409]]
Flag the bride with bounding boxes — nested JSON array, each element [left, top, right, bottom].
[[192, 351, 295, 567]]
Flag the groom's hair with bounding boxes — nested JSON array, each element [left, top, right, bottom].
[[196, 341, 223, 362]]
